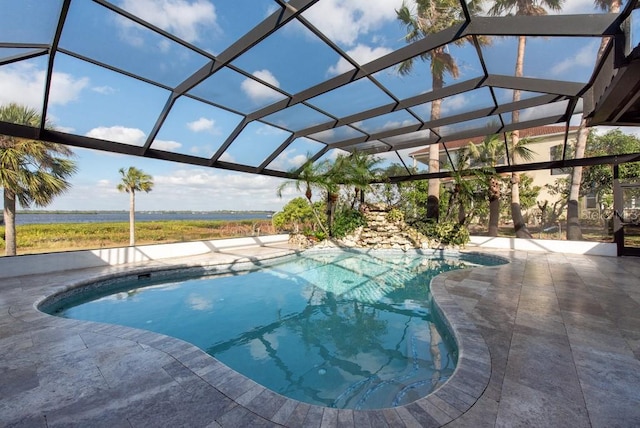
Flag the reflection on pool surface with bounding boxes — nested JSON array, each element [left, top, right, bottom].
[[47, 250, 504, 409]]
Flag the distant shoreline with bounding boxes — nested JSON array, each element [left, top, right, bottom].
[[17, 210, 276, 215]]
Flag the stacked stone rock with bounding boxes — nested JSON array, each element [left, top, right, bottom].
[[343, 203, 428, 250]]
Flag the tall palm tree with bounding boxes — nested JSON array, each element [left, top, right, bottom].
[[567, 0, 621, 240], [277, 158, 330, 237], [488, 0, 563, 238], [468, 133, 535, 235], [117, 166, 153, 246], [468, 134, 505, 235], [0, 103, 77, 256], [396, 0, 473, 222]]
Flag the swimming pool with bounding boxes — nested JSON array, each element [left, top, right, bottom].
[[43, 249, 505, 409]]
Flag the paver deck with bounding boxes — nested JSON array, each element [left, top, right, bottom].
[[1, 241, 639, 427]]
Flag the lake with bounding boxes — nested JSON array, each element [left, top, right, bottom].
[[13, 212, 274, 225]]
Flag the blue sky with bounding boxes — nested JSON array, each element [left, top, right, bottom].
[[0, 0, 638, 211]]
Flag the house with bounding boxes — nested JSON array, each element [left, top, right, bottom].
[[409, 126, 584, 223]]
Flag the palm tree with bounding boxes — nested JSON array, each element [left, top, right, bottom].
[[396, 0, 472, 222], [440, 147, 471, 224], [468, 133, 534, 235], [117, 166, 153, 246], [335, 150, 382, 209], [567, 0, 621, 240], [488, 0, 562, 238], [0, 103, 77, 256], [277, 158, 330, 237], [396, 0, 487, 223]]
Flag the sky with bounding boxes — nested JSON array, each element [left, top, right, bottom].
[[0, 0, 638, 212]]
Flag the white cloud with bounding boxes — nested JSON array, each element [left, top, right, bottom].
[[441, 94, 468, 115], [551, 41, 599, 77], [187, 117, 219, 134], [86, 126, 146, 145], [268, 149, 308, 170], [328, 44, 393, 75], [303, 0, 397, 47], [551, 0, 599, 14], [241, 70, 282, 103], [91, 85, 116, 95], [0, 63, 88, 109], [152, 139, 182, 151], [118, 0, 217, 43], [218, 152, 235, 163]]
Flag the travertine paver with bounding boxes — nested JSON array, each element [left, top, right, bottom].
[[1, 242, 640, 427]]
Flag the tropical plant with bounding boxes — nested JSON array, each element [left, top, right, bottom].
[[581, 130, 640, 208], [467, 134, 509, 235], [0, 103, 77, 256], [567, 0, 622, 240], [441, 146, 484, 225], [272, 197, 316, 233], [331, 208, 367, 238], [277, 158, 331, 237], [488, 0, 562, 237], [396, 0, 481, 221], [117, 166, 153, 246]]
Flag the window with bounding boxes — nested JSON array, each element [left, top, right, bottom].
[[550, 144, 570, 175]]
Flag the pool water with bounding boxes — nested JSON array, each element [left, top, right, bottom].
[[48, 250, 502, 409]]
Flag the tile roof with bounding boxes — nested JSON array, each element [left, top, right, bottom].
[[410, 126, 580, 157]]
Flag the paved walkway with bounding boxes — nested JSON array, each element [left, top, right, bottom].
[[1, 243, 639, 427]]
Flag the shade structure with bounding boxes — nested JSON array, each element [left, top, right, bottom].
[[0, 0, 639, 181]]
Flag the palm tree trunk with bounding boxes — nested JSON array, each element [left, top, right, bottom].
[[307, 195, 329, 237], [428, 97, 442, 222], [511, 36, 533, 239], [3, 189, 17, 256], [567, 118, 588, 240], [327, 193, 337, 237], [568, 0, 619, 240], [488, 176, 501, 236], [129, 191, 136, 246]]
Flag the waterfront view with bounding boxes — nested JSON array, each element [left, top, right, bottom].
[[13, 211, 274, 226]]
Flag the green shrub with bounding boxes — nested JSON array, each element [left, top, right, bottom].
[[416, 221, 470, 247], [386, 208, 404, 223], [332, 208, 366, 238]]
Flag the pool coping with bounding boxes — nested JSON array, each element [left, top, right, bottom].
[[28, 246, 498, 426]]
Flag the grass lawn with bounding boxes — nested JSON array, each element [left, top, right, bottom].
[[0, 219, 276, 256]]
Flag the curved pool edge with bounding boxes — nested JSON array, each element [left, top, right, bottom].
[[28, 247, 502, 426]]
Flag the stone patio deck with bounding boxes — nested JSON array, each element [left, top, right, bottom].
[[1, 241, 639, 427]]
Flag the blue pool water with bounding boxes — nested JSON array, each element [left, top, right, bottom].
[[46, 250, 504, 409]]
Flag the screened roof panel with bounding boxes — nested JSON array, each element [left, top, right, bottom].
[[0, 0, 62, 44], [374, 152, 411, 177], [152, 96, 243, 158], [308, 125, 366, 144], [188, 66, 287, 114], [265, 137, 326, 172], [300, 2, 409, 57], [220, 122, 291, 167], [59, 0, 211, 87], [306, 77, 396, 118], [114, 0, 275, 55], [46, 53, 170, 142], [231, 18, 345, 94], [481, 36, 601, 83], [1, 57, 49, 126], [261, 103, 333, 132], [350, 110, 420, 135], [0, 0, 638, 182]]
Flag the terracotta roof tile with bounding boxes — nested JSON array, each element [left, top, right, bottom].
[[409, 125, 579, 157]]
